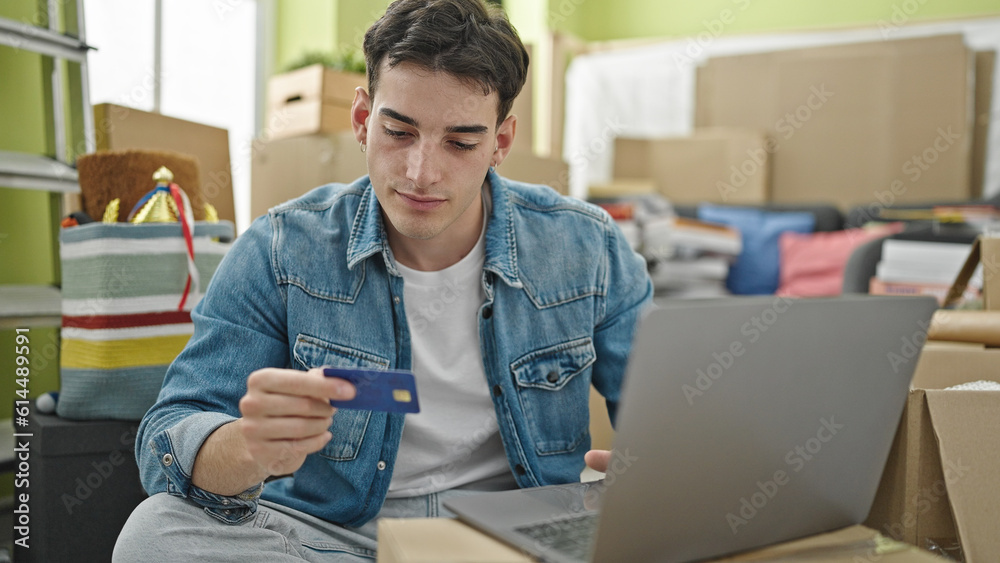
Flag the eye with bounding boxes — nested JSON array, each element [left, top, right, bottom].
[[383, 127, 410, 140], [451, 141, 478, 152]]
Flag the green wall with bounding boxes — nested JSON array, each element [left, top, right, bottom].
[[276, 0, 1000, 58], [552, 0, 1000, 42], [0, 0, 69, 502], [274, 0, 390, 72]]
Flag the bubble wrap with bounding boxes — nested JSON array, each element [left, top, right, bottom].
[[945, 380, 1000, 391]]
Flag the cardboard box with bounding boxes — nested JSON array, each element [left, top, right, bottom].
[[250, 131, 368, 219], [250, 133, 569, 221], [865, 343, 1000, 562], [982, 236, 999, 310], [696, 35, 972, 209], [971, 51, 995, 199], [501, 151, 569, 195], [614, 129, 770, 205], [377, 520, 948, 562], [942, 234, 1000, 311], [92, 103, 236, 223], [589, 385, 614, 451], [509, 44, 534, 155], [266, 64, 367, 141]]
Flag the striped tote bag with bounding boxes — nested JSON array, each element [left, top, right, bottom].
[[57, 221, 234, 420]]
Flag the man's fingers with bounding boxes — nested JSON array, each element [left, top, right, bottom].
[[584, 449, 612, 473], [246, 368, 356, 401], [240, 413, 334, 442], [240, 391, 334, 419]]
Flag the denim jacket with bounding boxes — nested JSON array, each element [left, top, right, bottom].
[[135, 170, 653, 527]]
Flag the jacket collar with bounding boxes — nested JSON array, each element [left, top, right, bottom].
[[345, 170, 522, 288]]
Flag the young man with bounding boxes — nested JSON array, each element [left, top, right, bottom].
[[115, 0, 652, 560]]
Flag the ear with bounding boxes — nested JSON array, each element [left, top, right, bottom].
[[351, 87, 371, 145], [492, 114, 517, 167]]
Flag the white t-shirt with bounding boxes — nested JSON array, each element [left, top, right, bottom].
[[387, 197, 513, 498]]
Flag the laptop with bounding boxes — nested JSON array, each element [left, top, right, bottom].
[[445, 295, 938, 562]]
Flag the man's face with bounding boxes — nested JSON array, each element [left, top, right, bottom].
[[353, 62, 514, 248]]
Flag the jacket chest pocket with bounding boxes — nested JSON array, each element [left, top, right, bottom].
[[293, 334, 390, 461], [511, 337, 596, 456]]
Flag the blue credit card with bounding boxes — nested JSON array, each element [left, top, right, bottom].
[[323, 367, 420, 414]]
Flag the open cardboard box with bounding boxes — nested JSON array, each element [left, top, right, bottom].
[[377, 520, 948, 562], [266, 64, 367, 141], [865, 235, 1000, 562]]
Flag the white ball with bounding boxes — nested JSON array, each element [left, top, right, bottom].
[[36, 392, 57, 414]]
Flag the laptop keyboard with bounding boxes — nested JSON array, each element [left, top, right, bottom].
[[514, 512, 599, 561]]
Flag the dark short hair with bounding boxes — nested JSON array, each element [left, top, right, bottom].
[[363, 0, 529, 128]]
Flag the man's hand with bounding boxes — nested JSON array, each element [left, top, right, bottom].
[[584, 449, 612, 473], [238, 367, 355, 477], [191, 367, 355, 495]]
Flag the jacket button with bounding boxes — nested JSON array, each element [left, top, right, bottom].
[[482, 307, 492, 319], [515, 464, 526, 476], [377, 461, 387, 470], [162, 453, 173, 467], [393, 296, 400, 305], [546, 371, 559, 384], [492, 385, 502, 397]]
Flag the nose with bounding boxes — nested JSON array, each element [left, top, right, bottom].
[[405, 140, 442, 188]]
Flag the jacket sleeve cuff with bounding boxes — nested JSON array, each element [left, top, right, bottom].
[[146, 412, 264, 523]]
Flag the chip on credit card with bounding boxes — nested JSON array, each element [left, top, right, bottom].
[[323, 367, 420, 414]]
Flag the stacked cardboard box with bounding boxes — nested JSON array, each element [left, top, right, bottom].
[[695, 35, 973, 209], [250, 131, 368, 219], [252, 47, 562, 215], [91, 103, 236, 223], [613, 128, 770, 205], [266, 64, 367, 141], [866, 235, 1000, 562], [249, 132, 570, 220]]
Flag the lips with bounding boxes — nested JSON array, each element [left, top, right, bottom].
[[397, 191, 445, 211]]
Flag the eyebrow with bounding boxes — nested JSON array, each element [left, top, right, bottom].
[[379, 107, 489, 135]]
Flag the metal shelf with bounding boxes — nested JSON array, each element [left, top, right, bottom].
[[0, 16, 92, 63], [0, 285, 62, 329], [0, 8, 94, 194], [0, 150, 79, 193]]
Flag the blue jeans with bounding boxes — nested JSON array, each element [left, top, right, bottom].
[[113, 488, 489, 562]]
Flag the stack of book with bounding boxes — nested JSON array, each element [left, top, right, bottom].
[[644, 216, 741, 298], [591, 193, 742, 298], [870, 239, 982, 304]]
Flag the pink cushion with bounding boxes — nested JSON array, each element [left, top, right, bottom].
[[777, 224, 903, 297]]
